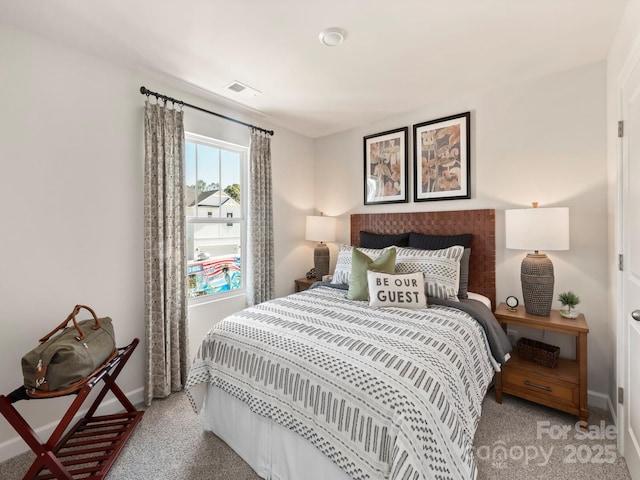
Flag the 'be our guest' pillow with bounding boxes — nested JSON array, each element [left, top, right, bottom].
[[367, 271, 427, 309]]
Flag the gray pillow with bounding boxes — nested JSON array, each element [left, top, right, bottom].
[[458, 248, 470, 299]]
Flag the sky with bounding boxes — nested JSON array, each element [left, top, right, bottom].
[[185, 141, 241, 190]]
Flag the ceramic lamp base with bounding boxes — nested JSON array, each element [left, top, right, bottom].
[[521, 252, 554, 316], [314, 243, 329, 280]]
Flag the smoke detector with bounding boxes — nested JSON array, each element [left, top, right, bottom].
[[319, 27, 346, 47], [224, 81, 262, 97]]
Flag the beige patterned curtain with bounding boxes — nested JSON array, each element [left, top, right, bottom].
[[143, 101, 188, 406], [247, 129, 274, 305]]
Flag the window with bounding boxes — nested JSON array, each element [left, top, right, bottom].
[[185, 132, 247, 301]]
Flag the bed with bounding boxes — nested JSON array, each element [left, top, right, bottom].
[[185, 209, 510, 480]]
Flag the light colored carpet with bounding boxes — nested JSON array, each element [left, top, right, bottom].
[[0, 389, 631, 479], [474, 393, 630, 479]]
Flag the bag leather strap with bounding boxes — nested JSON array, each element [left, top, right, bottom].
[[38, 305, 102, 343]]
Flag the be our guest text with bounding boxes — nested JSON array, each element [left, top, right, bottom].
[[375, 277, 421, 303]]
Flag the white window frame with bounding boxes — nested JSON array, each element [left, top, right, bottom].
[[186, 132, 248, 305]]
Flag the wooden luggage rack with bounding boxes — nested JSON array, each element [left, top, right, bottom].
[[0, 338, 143, 480]]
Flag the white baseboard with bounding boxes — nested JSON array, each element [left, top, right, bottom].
[[0, 387, 144, 463], [588, 390, 610, 410], [607, 394, 618, 426], [588, 389, 618, 425]]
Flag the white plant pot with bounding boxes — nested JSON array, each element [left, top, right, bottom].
[[559, 307, 579, 319]]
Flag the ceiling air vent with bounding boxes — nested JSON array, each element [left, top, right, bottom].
[[224, 81, 261, 97], [227, 82, 245, 93]]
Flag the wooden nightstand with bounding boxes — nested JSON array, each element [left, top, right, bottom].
[[494, 303, 589, 424], [294, 277, 317, 292]]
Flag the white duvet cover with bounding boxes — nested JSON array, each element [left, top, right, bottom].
[[186, 286, 498, 480]]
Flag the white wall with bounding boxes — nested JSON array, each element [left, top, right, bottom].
[[315, 62, 610, 402], [0, 23, 314, 460]]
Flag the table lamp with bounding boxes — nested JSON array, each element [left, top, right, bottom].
[[305, 214, 336, 280], [505, 203, 570, 316]]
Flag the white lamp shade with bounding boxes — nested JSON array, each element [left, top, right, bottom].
[[305, 215, 336, 243], [505, 207, 570, 251]]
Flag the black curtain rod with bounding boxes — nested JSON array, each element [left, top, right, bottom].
[[139, 86, 274, 136]]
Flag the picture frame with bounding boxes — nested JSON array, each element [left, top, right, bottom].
[[413, 112, 470, 202], [363, 127, 408, 205]]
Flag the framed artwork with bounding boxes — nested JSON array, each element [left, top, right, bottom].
[[363, 127, 408, 205], [413, 112, 470, 202]]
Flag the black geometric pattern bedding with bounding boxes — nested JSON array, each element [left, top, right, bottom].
[[185, 286, 497, 480]]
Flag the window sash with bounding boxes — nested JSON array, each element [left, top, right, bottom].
[[185, 132, 248, 303], [187, 217, 242, 224]]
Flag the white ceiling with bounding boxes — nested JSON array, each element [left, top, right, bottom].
[[0, 0, 628, 138]]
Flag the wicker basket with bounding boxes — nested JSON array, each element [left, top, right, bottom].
[[516, 337, 560, 368]]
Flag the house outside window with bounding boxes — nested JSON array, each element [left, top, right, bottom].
[[185, 132, 247, 302]]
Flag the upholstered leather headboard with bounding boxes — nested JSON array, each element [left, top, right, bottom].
[[350, 209, 496, 309]]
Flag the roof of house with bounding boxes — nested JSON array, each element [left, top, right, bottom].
[[185, 187, 237, 208]]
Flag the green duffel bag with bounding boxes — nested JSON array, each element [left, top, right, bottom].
[[22, 305, 116, 397]]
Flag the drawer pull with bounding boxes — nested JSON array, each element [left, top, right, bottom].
[[524, 380, 552, 392]]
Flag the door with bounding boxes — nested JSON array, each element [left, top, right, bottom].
[[621, 53, 640, 479]]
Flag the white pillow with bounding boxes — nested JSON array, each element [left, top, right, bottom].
[[394, 246, 464, 300], [467, 291, 492, 310], [331, 244, 391, 285], [367, 271, 427, 309]]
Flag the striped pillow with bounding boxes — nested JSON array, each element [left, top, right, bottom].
[[394, 246, 464, 300], [331, 244, 392, 285]]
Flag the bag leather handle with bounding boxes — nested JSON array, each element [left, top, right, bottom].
[[38, 305, 101, 343]]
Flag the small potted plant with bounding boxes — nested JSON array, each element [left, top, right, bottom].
[[558, 291, 580, 319]]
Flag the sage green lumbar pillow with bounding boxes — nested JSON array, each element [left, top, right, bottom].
[[346, 247, 397, 301]]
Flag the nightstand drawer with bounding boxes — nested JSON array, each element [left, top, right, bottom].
[[503, 368, 579, 408]]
